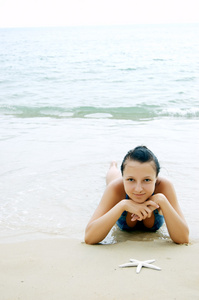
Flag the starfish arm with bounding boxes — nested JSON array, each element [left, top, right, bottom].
[[143, 259, 156, 264], [130, 259, 155, 264], [119, 262, 138, 268], [136, 263, 143, 273], [142, 262, 161, 271]]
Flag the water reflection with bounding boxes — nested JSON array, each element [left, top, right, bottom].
[[101, 224, 170, 245]]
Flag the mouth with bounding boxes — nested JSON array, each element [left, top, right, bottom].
[[132, 193, 147, 203]]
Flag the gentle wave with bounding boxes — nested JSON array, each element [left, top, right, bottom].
[[175, 76, 197, 82], [1, 104, 199, 120]]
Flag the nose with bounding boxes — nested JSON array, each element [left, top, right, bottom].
[[134, 183, 143, 193]]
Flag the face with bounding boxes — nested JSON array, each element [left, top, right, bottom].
[[122, 159, 157, 203]]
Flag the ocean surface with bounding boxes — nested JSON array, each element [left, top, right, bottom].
[[0, 24, 199, 243]]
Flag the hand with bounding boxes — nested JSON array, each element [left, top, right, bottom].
[[148, 193, 167, 207], [123, 199, 159, 221], [132, 194, 167, 221]]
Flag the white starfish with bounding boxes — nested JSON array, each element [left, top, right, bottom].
[[119, 259, 161, 274]]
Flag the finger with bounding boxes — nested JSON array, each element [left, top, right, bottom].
[[140, 210, 149, 219], [148, 205, 159, 212], [145, 206, 155, 216], [131, 214, 139, 221], [145, 200, 159, 208], [146, 211, 152, 218], [142, 206, 154, 219]]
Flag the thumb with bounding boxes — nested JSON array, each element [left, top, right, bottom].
[[131, 214, 139, 221]]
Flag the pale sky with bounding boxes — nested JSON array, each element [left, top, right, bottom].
[[0, 0, 199, 28]]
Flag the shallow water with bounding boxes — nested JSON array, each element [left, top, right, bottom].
[[0, 117, 198, 243], [0, 24, 199, 243]]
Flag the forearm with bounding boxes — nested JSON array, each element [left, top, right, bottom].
[[159, 196, 189, 244], [85, 201, 125, 244]]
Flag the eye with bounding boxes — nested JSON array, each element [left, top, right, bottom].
[[144, 178, 151, 182], [128, 178, 134, 182]]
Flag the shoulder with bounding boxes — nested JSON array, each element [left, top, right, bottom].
[[155, 177, 174, 193], [155, 176, 174, 189], [155, 176, 176, 198], [106, 177, 126, 199], [89, 178, 125, 221]]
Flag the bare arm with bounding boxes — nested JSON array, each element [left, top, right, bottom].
[[151, 178, 189, 244], [84, 180, 125, 244]]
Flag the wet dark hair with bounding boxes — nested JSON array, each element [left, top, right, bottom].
[[121, 146, 160, 176]]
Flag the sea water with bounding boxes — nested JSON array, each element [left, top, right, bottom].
[[0, 24, 199, 243]]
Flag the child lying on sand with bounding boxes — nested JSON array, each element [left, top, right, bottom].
[[85, 146, 189, 245]]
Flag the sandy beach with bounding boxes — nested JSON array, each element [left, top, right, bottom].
[[0, 23, 199, 300], [0, 237, 198, 300]]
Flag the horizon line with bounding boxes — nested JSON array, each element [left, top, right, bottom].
[[1, 21, 199, 30]]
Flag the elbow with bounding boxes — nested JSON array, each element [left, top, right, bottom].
[[84, 234, 94, 245], [173, 236, 189, 244], [84, 235, 98, 245], [84, 229, 98, 245], [84, 238, 96, 245], [172, 228, 189, 245]]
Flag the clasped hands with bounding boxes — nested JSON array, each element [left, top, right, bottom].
[[124, 196, 161, 222]]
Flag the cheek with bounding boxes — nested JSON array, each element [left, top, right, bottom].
[[146, 183, 156, 193], [123, 182, 132, 192], [143, 183, 156, 192]]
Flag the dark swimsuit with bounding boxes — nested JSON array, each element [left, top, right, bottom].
[[116, 194, 164, 232]]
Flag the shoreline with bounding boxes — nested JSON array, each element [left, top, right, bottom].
[[0, 237, 198, 299]]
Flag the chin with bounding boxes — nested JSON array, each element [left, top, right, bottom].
[[131, 197, 147, 204]]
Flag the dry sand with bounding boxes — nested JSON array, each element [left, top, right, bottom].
[[0, 238, 198, 300]]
